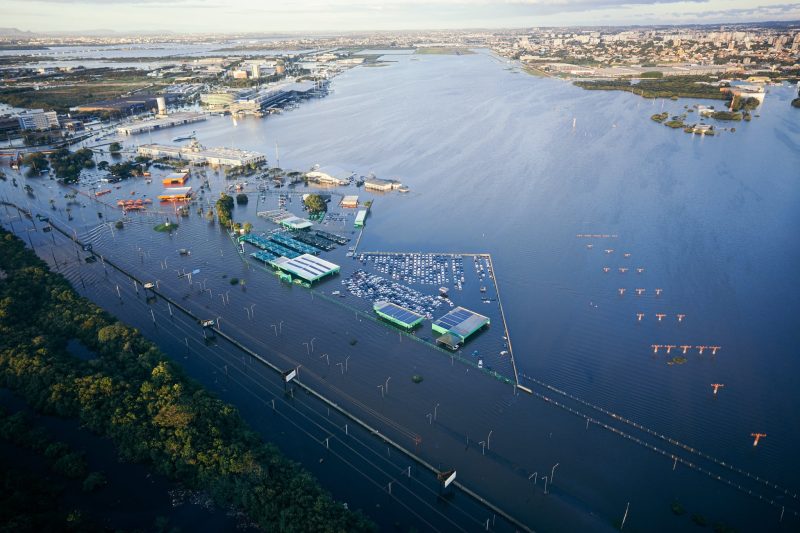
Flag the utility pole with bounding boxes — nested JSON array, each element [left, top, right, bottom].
[[620, 502, 630, 530]]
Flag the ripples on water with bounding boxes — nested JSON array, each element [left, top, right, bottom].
[[3, 49, 800, 531]]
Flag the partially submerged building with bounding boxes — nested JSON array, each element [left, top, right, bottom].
[[270, 254, 340, 284], [158, 187, 192, 201], [432, 306, 490, 350], [373, 301, 424, 330], [138, 140, 266, 167]]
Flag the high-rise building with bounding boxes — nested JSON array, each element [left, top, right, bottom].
[[17, 109, 59, 131]]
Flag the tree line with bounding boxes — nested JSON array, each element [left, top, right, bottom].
[[0, 229, 374, 532]]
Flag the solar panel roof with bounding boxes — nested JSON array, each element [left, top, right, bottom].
[[374, 301, 424, 325], [433, 306, 489, 338]]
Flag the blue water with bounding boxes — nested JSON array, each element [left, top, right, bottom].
[[4, 49, 800, 532]]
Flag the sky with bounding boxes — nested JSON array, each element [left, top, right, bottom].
[[4, 0, 800, 33]]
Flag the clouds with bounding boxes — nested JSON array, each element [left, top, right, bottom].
[[5, 0, 800, 32]]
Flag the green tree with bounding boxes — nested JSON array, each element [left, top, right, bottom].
[[303, 193, 327, 214], [108, 142, 122, 153], [215, 193, 234, 227], [236, 193, 248, 205], [22, 152, 49, 177]]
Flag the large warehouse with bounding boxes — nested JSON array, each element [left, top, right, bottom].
[[270, 254, 340, 284], [138, 140, 266, 167], [432, 306, 490, 350], [373, 301, 424, 330]]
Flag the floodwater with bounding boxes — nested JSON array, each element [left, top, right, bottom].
[[3, 48, 800, 532]]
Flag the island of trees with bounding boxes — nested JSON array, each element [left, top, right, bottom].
[[574, 75, 729, 100], [0, 228, 374, 532]]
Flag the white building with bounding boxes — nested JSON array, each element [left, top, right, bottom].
[[364, 177, 403, 192], [138, 140, 266, 167], [18, 109, 59, 131]]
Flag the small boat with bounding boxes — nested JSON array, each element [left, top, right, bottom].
[[178, 249, 191, 256], [95, 189, 111, 196]]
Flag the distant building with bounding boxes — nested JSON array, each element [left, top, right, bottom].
[[0, 115, 21, 135], [364, 177, 403, 192], [158, 187, 192, 201], [354, 209, 367, 228], [72, 96, 158, 115], [340, 195, 359, 208], [138, 140, 266, 167], [17, 109, 59, 131], [116, 112, 207, 135], [162, 172, 189, 186], [62, 119, 84, 132], [306, 170, 349, 187]]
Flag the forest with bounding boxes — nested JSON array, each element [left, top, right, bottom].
[[0, 228, 374, 532]]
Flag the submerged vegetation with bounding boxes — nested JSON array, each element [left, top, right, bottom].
[[153, 222, 177, 232], [650, 112, 669, 123], [0, 228, 373, 531], [575, 75, 729, 100], [215, 192, 234, 227]]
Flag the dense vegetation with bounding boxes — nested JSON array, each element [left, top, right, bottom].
[[215, 192, 234, 227], [793, 98, 800, 109], [575, 75, 729, 100], [0, 229, 374, 532], [48, 148, 95, 183], [303, 193, 327, 214], [730, 95, 760, 112], [236, 193, 249, 205], [650, 112, 669, 123], [709, 111, 742, 121], [21, 152, 49, 177], [0, 68, 171, 113]]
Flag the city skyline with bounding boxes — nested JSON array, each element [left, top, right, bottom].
[[4, 0, 800, 34]]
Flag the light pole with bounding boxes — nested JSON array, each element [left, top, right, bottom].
[[320, 353, 329, 365], [303, 342, 310, 355], [434, 403, 440, 421], [345, 355, 350, 372], [310, 337, 316, 353], [385, 377, 391, 394], [377, 385, 384, 398], [249, 303, 255, 318], [216, 316, 222, 331], [487, 430, 493, 450], [244, 306, 251, 320], [551, 463, 560, 485]]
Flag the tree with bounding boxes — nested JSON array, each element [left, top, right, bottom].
[[109, 142, 122, 153], [303, 193, 327, 214], [22, 152, 49, 177], [215, 193, 234, 227], [236, 193, 248, 205], [82, 471, 107, 492]]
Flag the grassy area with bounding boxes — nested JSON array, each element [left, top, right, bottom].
[[0, 68, 171, 113], [414, 47, 475, 55], [574, 75, 729, 101]]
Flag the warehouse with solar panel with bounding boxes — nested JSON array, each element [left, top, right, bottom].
[[373, 301, 425, 330], [432, 306, 490, 350]]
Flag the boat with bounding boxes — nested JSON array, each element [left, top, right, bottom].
[[178, 249, 191, 256], [95, 189, 111, 196], [173, 131, 196, 142]]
